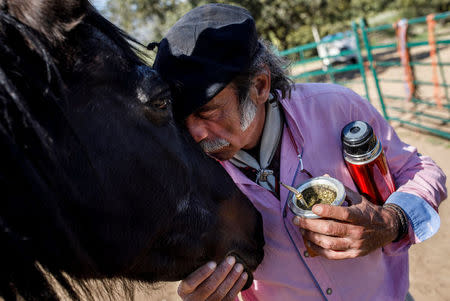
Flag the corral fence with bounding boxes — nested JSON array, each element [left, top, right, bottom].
[[279, 11, 450, 139]]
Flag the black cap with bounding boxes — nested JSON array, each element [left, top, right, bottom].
[[153, 3, 260, 121], [341, 120, 377, 156]]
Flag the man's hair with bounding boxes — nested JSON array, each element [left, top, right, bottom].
[[232, 39, 293, 106]]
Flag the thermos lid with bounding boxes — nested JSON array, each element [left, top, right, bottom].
[[341, 120, 377, 156]]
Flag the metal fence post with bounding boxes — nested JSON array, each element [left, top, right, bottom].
[[352, 21, 370, 102], [359, 18, 390, 120], [433, 19, 450, 105]]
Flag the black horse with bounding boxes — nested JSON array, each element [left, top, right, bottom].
[[0, 0, 264, 300]]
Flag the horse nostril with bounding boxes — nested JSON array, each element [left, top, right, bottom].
[[227, 252, 256, 291], [242, 270, 254, 291]]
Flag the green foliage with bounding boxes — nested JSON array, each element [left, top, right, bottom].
[[104, 0, 450, 50], [395, 0, 450, 17]]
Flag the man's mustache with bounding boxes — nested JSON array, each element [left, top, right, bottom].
[[199, 138, 230, 153]]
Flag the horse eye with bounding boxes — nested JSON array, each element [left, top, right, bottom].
[[150, 98, 171, 110]]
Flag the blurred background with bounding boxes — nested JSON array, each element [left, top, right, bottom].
[[91, 1, 450, 300], [93, 0, 450, 50]]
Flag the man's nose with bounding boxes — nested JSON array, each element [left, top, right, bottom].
[[185, 116, 208, 143]]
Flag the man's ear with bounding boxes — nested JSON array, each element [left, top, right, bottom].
[[249, 65, 271, 105], [6, 0, 89, 43]]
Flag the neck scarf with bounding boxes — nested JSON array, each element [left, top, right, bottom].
[[230, 96, 283, 192]]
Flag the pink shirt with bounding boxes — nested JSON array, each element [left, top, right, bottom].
[[222, 83, 447, 301]]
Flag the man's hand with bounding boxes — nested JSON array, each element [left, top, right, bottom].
[[292, 187, 399, 260], [177, 256, 248, 301]]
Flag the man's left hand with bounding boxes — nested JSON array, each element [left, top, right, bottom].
[[293, 187, 399, 260]]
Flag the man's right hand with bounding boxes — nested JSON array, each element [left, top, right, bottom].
[[177, 256, 248, 301]]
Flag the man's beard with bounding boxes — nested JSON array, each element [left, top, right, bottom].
[[239, 93, 258, 131]]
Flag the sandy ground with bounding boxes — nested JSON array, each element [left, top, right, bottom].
[[398, 128, 450, 301], [135, 44, 450, 301]]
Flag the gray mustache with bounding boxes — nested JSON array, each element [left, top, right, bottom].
[[199, 138, 230, 153]]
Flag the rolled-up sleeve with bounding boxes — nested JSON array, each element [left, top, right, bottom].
[[386, 191, 440, 241], [341, 88, 447, 254]]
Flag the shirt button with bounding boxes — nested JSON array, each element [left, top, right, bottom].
[[303, 251, 310, 257], [326, 288, 333, 295]]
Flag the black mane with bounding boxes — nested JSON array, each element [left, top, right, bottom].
[[84, 9, 146, 65], [0, 7, 146, 300]]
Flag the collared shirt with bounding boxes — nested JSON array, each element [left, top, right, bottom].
[[222, 83, 447, 301]]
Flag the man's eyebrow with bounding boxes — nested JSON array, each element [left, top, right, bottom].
[[197, 102, 223, 113]]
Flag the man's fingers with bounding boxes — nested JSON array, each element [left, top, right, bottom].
[[295, 217, 351, 237], [206, 263, 245, 301], [189, 256, 236, 300], [302, 230, 352, 251], [306, 240, 361, 260], [178, 261, 217, 298], [311, 204, 361, 223], [223, 272, 248, 301], [178, 256, 237, 300]]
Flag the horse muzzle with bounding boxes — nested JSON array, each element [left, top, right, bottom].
[[227, 247, 264, 291]]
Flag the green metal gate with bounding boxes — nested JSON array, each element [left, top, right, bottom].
[[278, 25, 370, 102], [360, 12, 450, 139], [279, 11, 450, 139]]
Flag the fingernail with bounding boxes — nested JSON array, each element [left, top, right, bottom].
[[241, 272, 248, 280], [234, 263, 243, 273], [293, 216, 300, 225], [313, 205, 322, 214], [226, 256, 236, 266], [207, 261, 217, 270]]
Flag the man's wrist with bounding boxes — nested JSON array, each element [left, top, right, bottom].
[[381, 205, 400, 243], [383, 203, 409, 242]]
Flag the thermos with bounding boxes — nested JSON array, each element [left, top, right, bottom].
[[341, 121, 396, 205]]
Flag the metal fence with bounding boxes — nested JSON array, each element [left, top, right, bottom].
[[278, 25, 370, 102], [279, 11, 450, 139]]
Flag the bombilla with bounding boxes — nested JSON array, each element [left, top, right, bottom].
[[280, 182, 308, 208]]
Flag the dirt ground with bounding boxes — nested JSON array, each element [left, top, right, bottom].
[[136, 45, 450, 301], [399, 127, 450, 301]]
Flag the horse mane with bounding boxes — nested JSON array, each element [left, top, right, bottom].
[[0, 4, 147, 152], [0, 6, 150, 301], [83, 8, 147, 66]]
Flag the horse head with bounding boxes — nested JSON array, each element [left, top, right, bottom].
[[0, 0, 264, 298]]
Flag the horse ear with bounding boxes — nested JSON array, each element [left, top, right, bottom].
[[6, 0, 90, 43]]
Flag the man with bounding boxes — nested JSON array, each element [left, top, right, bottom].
[[153, 4, 447, 301]]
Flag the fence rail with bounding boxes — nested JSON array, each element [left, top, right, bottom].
[[279, 11, 450, 139]]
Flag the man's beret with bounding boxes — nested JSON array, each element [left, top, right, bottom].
[[153, 3, 260, 120]]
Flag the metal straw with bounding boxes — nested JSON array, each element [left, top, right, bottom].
[[280, 182, 308, 208]]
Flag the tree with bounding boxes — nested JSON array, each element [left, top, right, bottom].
[[103, 0, 448, 50]]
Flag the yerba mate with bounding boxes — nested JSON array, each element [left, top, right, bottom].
[[288, 176, 346, 219]]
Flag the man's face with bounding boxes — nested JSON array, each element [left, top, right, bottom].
[[185, 84, 266, 161]]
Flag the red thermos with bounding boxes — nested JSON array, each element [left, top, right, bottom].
[[341, 121, 396, 205]]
